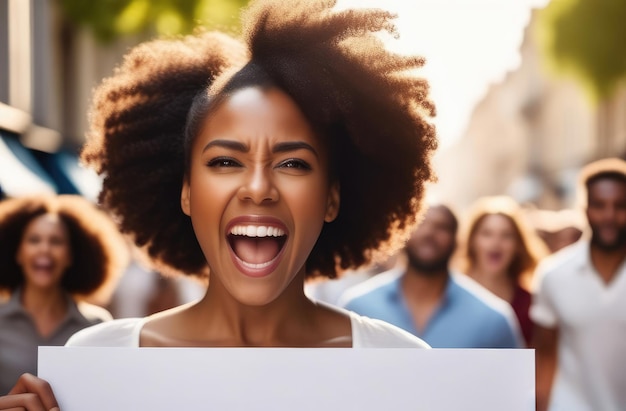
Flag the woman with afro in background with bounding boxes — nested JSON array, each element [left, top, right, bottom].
[[0, 0, 437, 407], [0, 195, 127, 395], [455, 196, 549, 346]]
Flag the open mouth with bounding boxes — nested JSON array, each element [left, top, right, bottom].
[[227, 224, 288, 276], [32, 257, 55, 272], [486, 250, 505, 265]]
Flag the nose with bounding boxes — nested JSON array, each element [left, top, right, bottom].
[[237, 166, 279, 204], [599, 205, 618, 223], [36, 239, 52, 253]]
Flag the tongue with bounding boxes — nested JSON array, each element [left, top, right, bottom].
[[232, 237, 281, 264]]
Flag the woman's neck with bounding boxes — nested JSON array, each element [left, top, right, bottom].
[[200, 281, 316, 346], [144, 271, 352, 347], [468, 267, 515, 302], [20, 284, 67, 316], [20, 284, 69, 338]]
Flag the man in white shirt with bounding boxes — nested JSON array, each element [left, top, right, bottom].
[[531, 158, 626, 411]]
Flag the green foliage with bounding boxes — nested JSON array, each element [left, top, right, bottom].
[[58, 0, 249, 42], [536, 0, 626, 101]]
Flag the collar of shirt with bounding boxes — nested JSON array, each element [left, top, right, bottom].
[[0, 287, 86, 326], [572, 239, 626, 278], [388, 271, 456, 305], [388, 271, 456, 336]]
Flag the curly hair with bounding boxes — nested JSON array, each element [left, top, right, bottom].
[[81, 0, 437, 278], [455, 196, 548, 290], [0, 195, 128, 300]]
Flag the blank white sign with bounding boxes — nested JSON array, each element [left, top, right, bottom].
[[39, 347, 534, 411]]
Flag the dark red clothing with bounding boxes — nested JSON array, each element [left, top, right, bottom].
[[511, 285, 533, 347]]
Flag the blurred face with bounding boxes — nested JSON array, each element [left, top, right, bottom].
[[181, 87, 339, 306], [587, 178, 626, 251], [16, 213, 72, 289], [470, 214, 518, 276], [405, 206, 457, 274]]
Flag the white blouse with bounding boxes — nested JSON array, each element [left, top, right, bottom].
[[66, 307, 430, 349]]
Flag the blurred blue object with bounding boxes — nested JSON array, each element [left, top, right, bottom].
[[0, 129, 57, 196], [0, 130, 101, 200]]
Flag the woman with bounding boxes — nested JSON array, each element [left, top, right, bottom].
[[0, 0, 437, 407], [0, 194, 127, 394], [455, 196, 548, 346]]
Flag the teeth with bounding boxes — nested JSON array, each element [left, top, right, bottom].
[[240, 260, 274, 269], [34, 257, 53, 267], [229, 225, 285, 237]]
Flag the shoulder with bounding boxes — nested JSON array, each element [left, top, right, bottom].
[[537, 240, 585, 274], [75, 301, 114, 323], [450, 273, 516, 320], [534, 240, 587, 286], [318, 301, 429, 348], [349, 310, 430, 348], [0, 291, 19, 317], [338, 269, 402, 308], [66, 318, 145, 347], [450, 273, 522, 345]]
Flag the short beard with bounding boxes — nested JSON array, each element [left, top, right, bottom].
[[406, 251, 450, 277], [591, 229, 626, 252]]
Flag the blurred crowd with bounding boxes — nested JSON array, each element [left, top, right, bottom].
[[2, 0, 625, 409], [311, 157, 626, 410], [1, 156, 625, 411]]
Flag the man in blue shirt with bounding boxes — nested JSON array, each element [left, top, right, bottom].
[[339, 204, 522, 348]]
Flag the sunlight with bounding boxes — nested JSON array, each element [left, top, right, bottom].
[[336, 0, 550, 149]]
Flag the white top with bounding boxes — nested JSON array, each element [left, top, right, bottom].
[[67, 306, 430, 349], [530, 240, 626, 411]]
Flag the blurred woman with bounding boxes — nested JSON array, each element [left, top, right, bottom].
[[455, 196, 548, 346], [0, 195, 127, 394]]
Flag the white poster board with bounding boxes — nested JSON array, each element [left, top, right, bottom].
[[39, 347, 534, 411]]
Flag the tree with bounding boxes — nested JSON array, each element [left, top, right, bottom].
[[58, 0, 250, 43], [536, 0, 626, 102]]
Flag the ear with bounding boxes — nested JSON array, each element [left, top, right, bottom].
[[181, 178, 191, 216], [324, 182, 340, 223]]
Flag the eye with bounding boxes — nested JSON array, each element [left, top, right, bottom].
[[207, 157, 242, 168], [50, 236, 67, 246], [277, 159, 312, 171], [25, 235, 40, 244]]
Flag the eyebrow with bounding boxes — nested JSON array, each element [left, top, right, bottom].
[[202, 139, 248, 153], [272, 141, 318, 158], [202, 139, 318, 158]]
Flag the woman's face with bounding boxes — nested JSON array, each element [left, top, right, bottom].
[[181, 86, 339, 306], [16, 213, 72, 290], [470, 214, 518, 276]]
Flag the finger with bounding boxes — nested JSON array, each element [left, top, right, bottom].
[[0, 393, 45, 411], [6, 374, 59, 410], [2, 407, 26, 411]]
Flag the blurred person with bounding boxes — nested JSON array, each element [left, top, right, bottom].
[[305, 253, 401, 306], [455, 195, 548, 346], [532, 158, 626, 411], [339, 204, 522, 348], [107, 246, 206, 319], [526, 208, 585, 254], [106, 258, 173, 318], [0, 194, 127, 394], [0, 1, 438, 407]]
